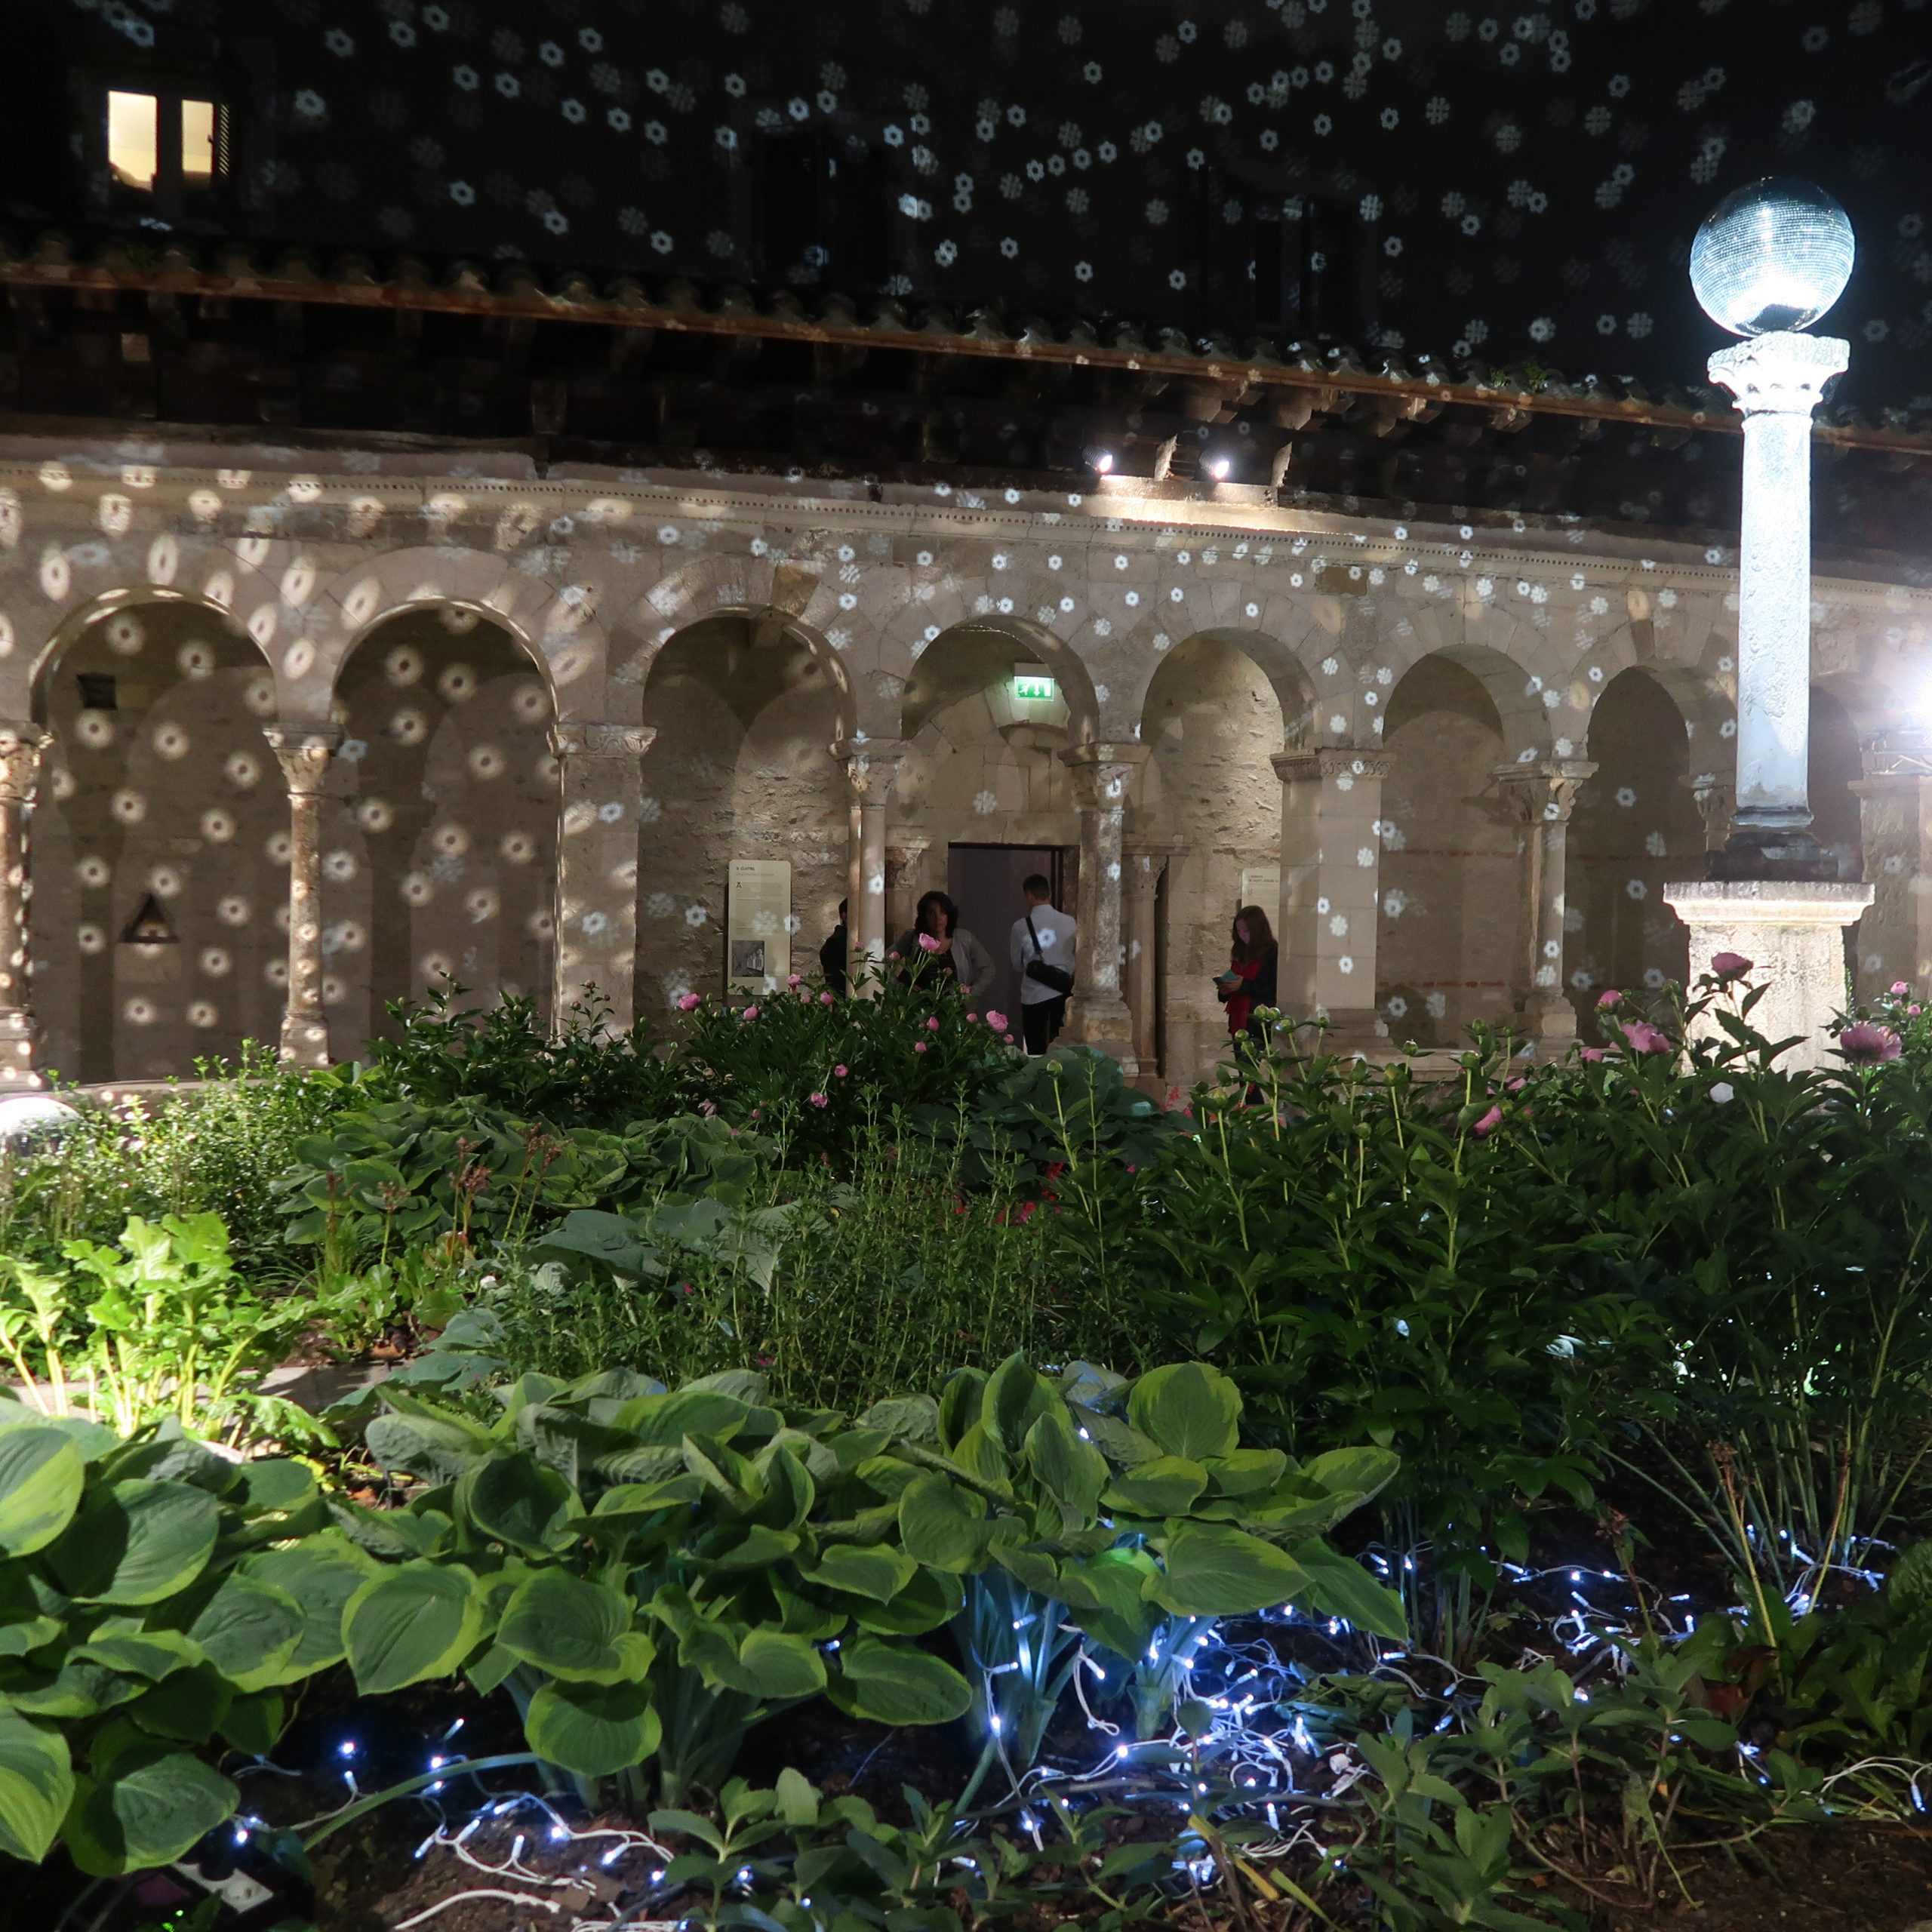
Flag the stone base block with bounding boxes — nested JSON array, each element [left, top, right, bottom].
[[1663, 879, 1873, 1072], [1063, 992, 1138, 1075]]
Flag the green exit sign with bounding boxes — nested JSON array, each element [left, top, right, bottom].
[[1013, 669, 1056, 702]]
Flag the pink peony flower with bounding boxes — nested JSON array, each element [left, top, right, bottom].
[[1710, 952, 1753, 979], [1579, 1047, 1606, 1063], [914, 1041, 928, 1054], [986, 1010, 1008, 1032], [1471, 1105, 1503, 1138], [1002, 1032, 1015, 1044], [676, 992, 702, 1012], [1596, 989, 1621, 1009], [833, 1063, 848, 1078], [1839, 1022, 1903, 1065], [1893, 981, 1911, 995], [742, 1004, 760, 1020], [1506, 1077, 1526, 1092], [819, 991, 834, 1005], [1913, 1005, 1924, 1017], [1620, 1020, 1673, 1056], [787, 974, 802, 988], [917, 932, 944, 952], [808, 1092, 829, 1108], [698, 1099, 718, 1115], [925, 1016, 940, 1031]]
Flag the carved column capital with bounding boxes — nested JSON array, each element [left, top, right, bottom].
[[552, 721, 657, 759], [0, 724, 51, 804], [1272, 746, 1395, 786], [1060, 740, 1149, 809], [1495, 759, 1596, 825], [263, 724, 343, 796], [1708, 331, 1849, 418], [834, 737, 909, 805]]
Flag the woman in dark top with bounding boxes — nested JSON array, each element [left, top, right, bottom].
[[893, 890, 998, 1005], [1215, 904, 1279, 1044]]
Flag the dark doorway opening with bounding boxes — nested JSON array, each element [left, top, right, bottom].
[[947, 843, 1075, 1021]]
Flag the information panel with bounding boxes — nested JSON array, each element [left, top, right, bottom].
[[727, 858, 792, 994]]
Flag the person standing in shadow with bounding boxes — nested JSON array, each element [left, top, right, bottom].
[[1215, 904, 1279, 1050], [1011, 873, 1077, 1054], [820, 898, 848, 995]]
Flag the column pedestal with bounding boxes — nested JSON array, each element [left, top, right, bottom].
[[1663, 880, 1872, 1072], [1273, 748, 1392, 1053], [1497, 760, 1595, 1049], [1060, 743, 1148, 1066], [0, 724, 50, 1089], [552, 722, 655, 1035], [264, 725, 342, 1069]]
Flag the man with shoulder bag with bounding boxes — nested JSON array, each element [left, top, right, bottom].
[[1010, 873, 1076, 1054]]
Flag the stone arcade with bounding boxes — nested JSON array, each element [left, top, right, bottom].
[[4, 449, 1928, 1095]]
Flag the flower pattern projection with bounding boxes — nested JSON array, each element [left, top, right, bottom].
[[73, 0, 1932, 413]]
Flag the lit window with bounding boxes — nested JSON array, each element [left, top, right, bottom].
[[182, 100, 217, 180], [107, 91, 157, 191]]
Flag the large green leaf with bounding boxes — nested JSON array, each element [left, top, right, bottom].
[[498, 1572, 632, 1683], [343, 1561, 484, 1694], [827, 1639, 972, 1725], [365, 1394, 500, 1481], [67, 1746, 236, 1875], [73, 1626, 204, 1683], [1023, 1406, 1108, 1527], [186, 1576, 306, 1693], [0, 1711, 72, 1863], [1101, 1457, 1208, 1518], [458, 1452, 582, 1555], [1300, 1447, 1401, 1514], [897, 1475, 988, 1573], [525, 1675, 661, 1778], [244, 1534, 380, 1678], [617, 1389, 753, 1447], [718, 1628, 826, 1700], [49, 1481, 219, 1607], [1128, 1364, 1241, 1463], [0, 1427, 85, 1558], [799, 1541, 918, 1604], [982, 1355, 1055, 1454], [1149, 1521, 1309, 1617], [1287, 1538, 1408, 1641]]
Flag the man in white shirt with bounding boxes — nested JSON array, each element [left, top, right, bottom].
[[1010, 874, 1076, 1054]]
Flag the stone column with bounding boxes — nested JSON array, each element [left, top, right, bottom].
[[1273, 747, 1393, 1051], [552, 721, 656, 1035], [264, 724, 342, 1069], [1706, 330, 1848, 869], [1122, 842, 1177, 1075], [0, 724, 51, 1089], [1060, 743, 1148, 1065], [1496, 760, 1595, 1048], [884, 837, 932, 943], [835, 739, 908, 993], [1850, 735, 1932, 997]]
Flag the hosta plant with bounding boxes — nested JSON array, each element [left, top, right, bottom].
[[0, 1405, 350, 1873]]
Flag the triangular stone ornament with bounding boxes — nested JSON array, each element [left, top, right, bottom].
[[119, 891, 179, 946]]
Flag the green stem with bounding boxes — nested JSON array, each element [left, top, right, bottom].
[[302, 1753, 543, 1848]]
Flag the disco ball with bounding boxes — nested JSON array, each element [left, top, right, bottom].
[[0, 1094, 81, 1151], [1690, 178, 1855, 337]]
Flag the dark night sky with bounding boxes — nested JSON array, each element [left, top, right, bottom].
[[14, 0, 1932, 410]]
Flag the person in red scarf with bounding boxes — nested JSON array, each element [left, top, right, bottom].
[[1215, 904, 1279, 1043]]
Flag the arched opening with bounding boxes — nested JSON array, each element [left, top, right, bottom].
[[29, 600, 288, 1083], [1571, 669, 1703, 1015], [1377, 654, 1517, 1048], [324, 606, 558, 1050], [1137, 635, 1294, 1089], [635, 613, 846, 1010]]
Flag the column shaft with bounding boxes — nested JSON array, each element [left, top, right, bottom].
[[1850, 747, 1932, 997], [1496, 761, 1595, 1046], [1273, 747, 1392, 1048], [552, 722, 655, 1035], [1060, 743, 1148, 1065], [835, 740, 907, 994], [265, 725, 341, 1069], [0, 724, 50, 1088], [1122, 848, 1167, 1073]]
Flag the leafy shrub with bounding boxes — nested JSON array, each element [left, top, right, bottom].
[[361, 980, 685, 1129], [0, 1409, 352, 1873]]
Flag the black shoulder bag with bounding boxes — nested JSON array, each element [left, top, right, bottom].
[[1024, 913, 1075, 995]]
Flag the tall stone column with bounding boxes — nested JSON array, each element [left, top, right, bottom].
[[264, 724, 342, 1069], [1122, 842, 1177, 1075], [552, 721, 656, 1035], [1273, 747, 1393, 1051], [1706, 331, 1847, 868], [1496, 761, 1595, 1048], [0, 724, 51, 1089], [1060, 743, 1148, 1066], [835, 739, 908, 993], [1850, 735, 1932, 997]]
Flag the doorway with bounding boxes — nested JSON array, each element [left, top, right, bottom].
[[947, 844, 1075, 1020]]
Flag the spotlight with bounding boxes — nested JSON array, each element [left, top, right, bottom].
[[1084, 446, 1115, 474], [1208, 457, 1232, 481]]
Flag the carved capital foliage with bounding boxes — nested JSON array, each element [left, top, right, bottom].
[[1708, 332, 1849, 418], [552, 721, 658, 760], [1495, 759, 1597, 825], [1272, 747, 1395, 786], [262, 724, 343, 797], [835, 737, 910, 804], [0, 724, 51, 804]]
